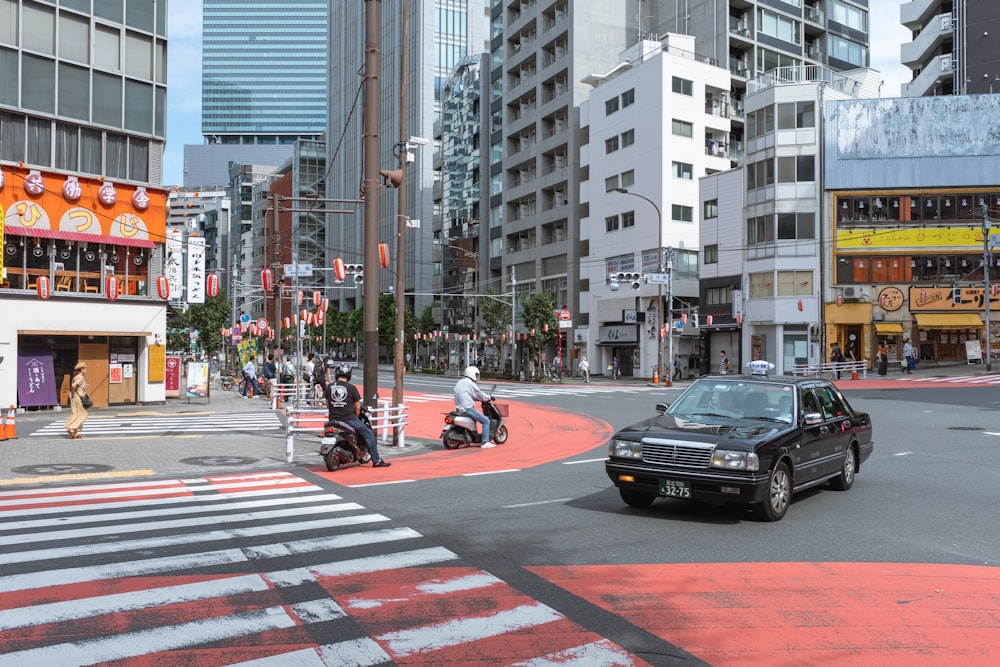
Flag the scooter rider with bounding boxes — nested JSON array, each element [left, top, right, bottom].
[[454, 365, 494, 448], [325, 364, 391, 468]]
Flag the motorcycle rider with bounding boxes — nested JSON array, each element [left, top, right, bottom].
[[454, 365, 494, 448], [325, 364, 390, 467]]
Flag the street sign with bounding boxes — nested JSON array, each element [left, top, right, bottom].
[[646, 273, 670, 285], [283, 263, 314, 277], [559, 306, 571, 321], [255, 318, 268, 330], [232, 325, 243, 344], [240, 313, 250, 325], [559, 320, 573, 329]]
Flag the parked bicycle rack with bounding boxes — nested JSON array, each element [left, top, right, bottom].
[[282, 395, 409, 463]]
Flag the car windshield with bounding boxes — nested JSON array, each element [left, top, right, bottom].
[[668, 381, 796, 423]]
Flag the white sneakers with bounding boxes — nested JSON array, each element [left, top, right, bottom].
[[481, 442, 496, 448]]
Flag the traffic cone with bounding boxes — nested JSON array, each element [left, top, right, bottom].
[[0, 409, 7, 441], [652, 367, 659, 384], [3, 405, 16, 440]]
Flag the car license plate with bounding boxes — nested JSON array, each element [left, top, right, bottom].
[[659, 479, 691, 498]]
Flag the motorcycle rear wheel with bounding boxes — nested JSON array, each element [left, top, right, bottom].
[[492, 424, 509, 444], [442, 431, 465, 450], [324, 451, 343, 471]]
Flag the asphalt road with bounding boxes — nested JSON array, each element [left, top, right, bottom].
[[1, 375, 998, 665]]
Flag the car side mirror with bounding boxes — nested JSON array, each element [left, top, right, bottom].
[[655, 402, 670, 415], [804, 412, 823, 426]]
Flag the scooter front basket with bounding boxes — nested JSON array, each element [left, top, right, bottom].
[[493, 403, 509, 417]]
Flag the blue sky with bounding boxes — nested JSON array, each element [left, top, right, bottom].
[[161, 1, 911, 187]]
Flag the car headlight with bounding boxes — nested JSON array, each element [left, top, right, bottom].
[[609, 439, 642, 459], [711, 449, 759, 471]]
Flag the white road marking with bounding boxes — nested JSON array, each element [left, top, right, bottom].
[[377, 602, 564, 657], [462, 469, 521, 476], [509, 639, 642, 666], [563, 457, 606, 465], [267, 547, 459, 586], [503, 498, 573, 508]]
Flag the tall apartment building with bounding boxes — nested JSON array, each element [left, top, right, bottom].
[[327, 2, 488, 316], [1, 0, 170, 408], [657, 0, 872, 164], [900, 0, 1000, 96]]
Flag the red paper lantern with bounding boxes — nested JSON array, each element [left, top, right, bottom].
[[333, 257, 346, 282], [207, 272, 220, 297], [706, 315, 714, 326], [297, 290, 304, 306], [836, 294, 844, 307], [797, 299, 803, 312], [681, 313, 688, 324], [106, 276, 119, 301], [316, 309, 325, 326], [36, 275, 50, 300], [261, 269, 273, 292], [379, 242, 390, 268], [156, 275, 170, 300], [283, 317, 290, 329], [736, 312, 743, 325], [313, 290, 321, 306]]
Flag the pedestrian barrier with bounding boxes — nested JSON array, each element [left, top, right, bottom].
[[282, 400, 409, 463], [791, 361, 868, 379]]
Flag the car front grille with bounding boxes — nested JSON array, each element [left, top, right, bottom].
[[642, 438, 714, 468]]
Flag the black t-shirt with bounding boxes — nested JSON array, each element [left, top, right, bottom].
[[263, 361, 276, 379], [326, 380, 360, 421]]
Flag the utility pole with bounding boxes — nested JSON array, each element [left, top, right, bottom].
[[984, 202, 993, 373], [392, 0, 409, 415], [511, 266, 517, 378], [362, 0, 382, 407]]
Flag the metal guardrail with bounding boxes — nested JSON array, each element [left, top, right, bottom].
[[791, 361, 868, 379], [277, 383, 409, 463]]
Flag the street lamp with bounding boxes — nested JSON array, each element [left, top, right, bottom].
[[613, 187, 664, 383]]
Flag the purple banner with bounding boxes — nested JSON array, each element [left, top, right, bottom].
[[18, 346, 59, 407]]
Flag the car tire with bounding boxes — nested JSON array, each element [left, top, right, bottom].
[[753, 461, 791, 521], [830, 443, 857, 491], [619, 488, 656, 508]]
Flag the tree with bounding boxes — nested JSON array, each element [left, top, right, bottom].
[[172, 292, 231, 357], [418, 303, 438, 334], [519, 292, 558, 379], [480, 289, 512, 340]]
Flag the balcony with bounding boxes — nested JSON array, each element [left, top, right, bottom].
[[901, 0, 941, 31], [901, 53, 954, 97], [901, 13, 953, 67]]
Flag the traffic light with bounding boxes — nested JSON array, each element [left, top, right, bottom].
[[952, 286, 962, 304], [615, 272, 642, 291]]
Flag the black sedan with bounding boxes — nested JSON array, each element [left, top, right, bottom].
[[605, 371, 874, 521]]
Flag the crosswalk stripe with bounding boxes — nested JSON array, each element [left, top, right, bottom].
[[0, 472, 643, 665], [30, 412, 283, 436]]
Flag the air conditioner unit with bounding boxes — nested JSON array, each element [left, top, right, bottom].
[[841, 286, 866, 300], [941, 56, 953, 71]]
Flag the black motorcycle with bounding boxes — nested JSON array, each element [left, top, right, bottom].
[[320, 406, 374, 471]]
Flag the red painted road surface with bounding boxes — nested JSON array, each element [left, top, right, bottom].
[[530, 562, 1000, 666], [309, 397, 616, 486]]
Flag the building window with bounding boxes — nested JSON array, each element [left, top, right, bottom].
[[704, 244, 719, 264], [831, 0, 867, 32], [605, 96, 619, 115], [747, 215, 774, 245], [704, 199, 719, 219], [827, 34, 867, 67], [672, 76, 693, 96], [672, 119, 693, 138], [621, 129, 634, 147], [672, 161, 693, 180], [777, 212, 815, 240], [746, 158, 774, 190], [620, 169, 634, 187], [777, 101, 816, 129], [607, 253, 635, 275], [705, 285, 728, 305], [750, 271, 774, 298], [605, 175, 619, 192], [621, 88, 635, 107], [605, 135, 619, 153], [759, 8, 800, 45], [605, 214, 620, 232], [778, 155, 815, 183], [622, 210, 635, 228], [777, 270, 813, 296], [672, 204, 693, 222]]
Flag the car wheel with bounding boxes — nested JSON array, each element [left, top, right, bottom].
[[324, 451, 342, 472], [619, 488, 656, 508], [830, 444, 857, 491], [492, 425, 509, 444], [753, 461, 791, 521]]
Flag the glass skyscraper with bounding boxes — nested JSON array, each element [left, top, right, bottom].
[[202, 0, 327, 142]]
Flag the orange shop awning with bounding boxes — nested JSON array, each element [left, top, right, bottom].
[[4, 224, 156, 248], [825, 302, 871, 324], [874, 322, 904, 334], [914, 313, 983, 329]]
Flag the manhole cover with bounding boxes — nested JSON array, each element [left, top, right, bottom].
[[179, 456, 259, 467], [12, 463, 114, 475], [947, 426, 984, 431]]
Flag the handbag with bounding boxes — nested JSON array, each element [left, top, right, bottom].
[[80, 393, 93, 409]]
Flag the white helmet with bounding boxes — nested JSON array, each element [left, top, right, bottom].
[[463, 366, 480, 381]]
